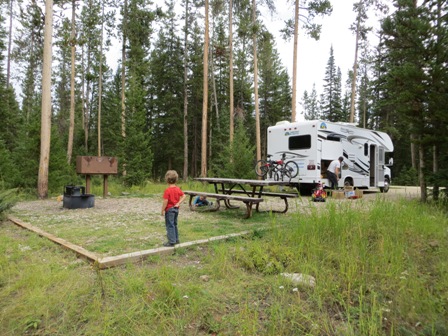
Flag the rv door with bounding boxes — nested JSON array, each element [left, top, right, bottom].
[[377, 146, 385, 186]]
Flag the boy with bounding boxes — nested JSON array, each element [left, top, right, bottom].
[[161, 170, 186, 247], [193, 195, 212, 207]]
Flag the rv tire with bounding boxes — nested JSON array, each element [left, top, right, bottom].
[[380, 177, 390, 193]]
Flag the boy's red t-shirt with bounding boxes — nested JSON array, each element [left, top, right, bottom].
[[163, 186, 184, 211]]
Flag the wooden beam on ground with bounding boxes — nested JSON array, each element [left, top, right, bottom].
[[7, 216, 98, 263], [7, 215, 252, 269], [97, 231, 251, 269]]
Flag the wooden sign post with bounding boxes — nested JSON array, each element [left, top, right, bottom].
[[76, 156, 118, 198]]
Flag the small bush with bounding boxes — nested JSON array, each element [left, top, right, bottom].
[[394, 166, 418, 186], [0, 188, 17, 218]]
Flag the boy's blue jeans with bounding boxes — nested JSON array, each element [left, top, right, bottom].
[[165, 207, 179, 244]]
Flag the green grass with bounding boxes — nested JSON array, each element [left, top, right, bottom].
[[1, 198, 447, 335], [9, 196, 273, 257]]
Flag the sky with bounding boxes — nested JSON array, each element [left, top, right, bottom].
[[104, 0, 382, 120], [261, 1, 375, 118], [266, 1, 358, 94], [7, 0, 381, 114]]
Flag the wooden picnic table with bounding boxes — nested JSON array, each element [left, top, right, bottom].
[[191, 177, 300, 216]]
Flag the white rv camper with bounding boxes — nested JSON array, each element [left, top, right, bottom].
[[267, 120, 394, 193]]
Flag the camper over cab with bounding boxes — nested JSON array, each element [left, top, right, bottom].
[[266, 120, 394, 193]]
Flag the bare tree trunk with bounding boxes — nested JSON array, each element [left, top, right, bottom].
[[121, 0, 127, 139], [209, 103, 213, 161], [37, 0, 54, 199], [418, 143, 427, 202], [229, 0, 234, 143], [410, 133, 416, 169], [67, 0, 76, 164], [25, 34, 35, 123], [252, 0, 261, 163], [85, 46, 91, 152], [433, 145, 439, 200], [6, 0, 13, 88], [201, 0, 209, 177], [362, 64, 367, 128], [210, 46, 220, 132], [291, 0, 299, 122], [97, 2, 104, 156], [183, 0, 189, 181], [349, 10, 361, 123], [81, 46, 85, 131]]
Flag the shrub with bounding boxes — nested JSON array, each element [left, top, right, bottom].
[[210, 121, 256, 179], [0, 189, 17, 219]]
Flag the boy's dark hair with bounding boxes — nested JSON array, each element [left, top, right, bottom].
[[165, 170, 178, 184]]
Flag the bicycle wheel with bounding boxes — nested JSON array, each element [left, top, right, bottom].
[[269, 164, 279, 179], [281, 168, 292, 181], [273, 170, 280, 181], [255, 160, 269, 177], [285, 161, 299, 178]]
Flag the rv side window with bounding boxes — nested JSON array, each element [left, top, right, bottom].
[[289, 135, 311, 150], [327, 135, 341, 142], [364, 143, 368, 156]]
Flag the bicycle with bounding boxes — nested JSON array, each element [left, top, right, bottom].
[[255, 153, 299, 181]]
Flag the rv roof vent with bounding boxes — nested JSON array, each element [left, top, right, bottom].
[[276, 120, 289, 125]]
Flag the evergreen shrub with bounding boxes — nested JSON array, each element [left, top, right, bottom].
[[0, 189, 17, 219], [210, 121, 256, 179], [393, 166, 418, 186]]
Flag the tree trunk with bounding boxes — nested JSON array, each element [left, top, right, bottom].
[[410, 133, 416, 169], [418, 143, 427, 202], [37, 0, 54, 199], [349, 9, 361, 123], [201, 0, 209, 177], [121, 0, 128, 176], [6, 0, 13, 88], [97, 2, 104, 156], [210, 45, 220, 132], [67, 0, 76, 164], [183, 0, 189, 181], [291, 0, 299, 122], [252, 0, 261, 163], [81, 46, 85, 131], [229, 0, 234, 143], [433, 145, 439, 200], [84, 45, 91, 152], [121, 0, 127, 140]]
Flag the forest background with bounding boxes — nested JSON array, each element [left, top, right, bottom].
[[0, 0, 447, 202]]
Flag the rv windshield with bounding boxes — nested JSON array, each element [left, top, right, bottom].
[[289, 135, 311, 150]]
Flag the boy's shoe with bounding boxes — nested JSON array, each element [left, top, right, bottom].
[[163, 242, 175, 247], [175, 240, 180, 244]]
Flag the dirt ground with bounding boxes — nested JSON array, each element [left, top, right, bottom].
[[10, 186, 421, 220]]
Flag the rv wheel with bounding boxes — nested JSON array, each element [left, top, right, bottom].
[[344, 178, 353, 187], [380, 177, 390, 193]]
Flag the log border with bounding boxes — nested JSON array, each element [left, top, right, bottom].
[[7, 215, 250, 269]]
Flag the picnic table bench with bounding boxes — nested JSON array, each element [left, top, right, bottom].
[[184, 191, 263, 219], [185, 178, 300, 218], [226, 189, 299, 213]]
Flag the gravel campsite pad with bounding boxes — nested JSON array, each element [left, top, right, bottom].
[[10, 195, 304, 257], [9, 187, 419, 258]]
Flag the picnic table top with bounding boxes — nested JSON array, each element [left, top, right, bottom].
[[194, 177, 297, 187]]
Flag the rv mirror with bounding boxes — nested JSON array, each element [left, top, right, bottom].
[[341, 162, 349, 170]]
